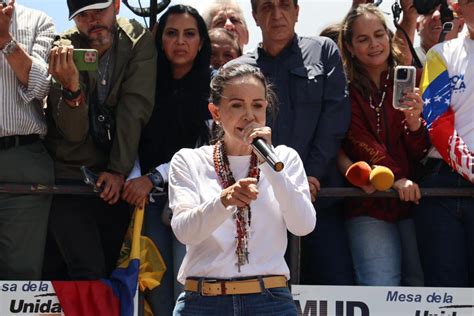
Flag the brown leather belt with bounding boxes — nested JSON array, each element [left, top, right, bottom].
[[184, 275, 288, 296]]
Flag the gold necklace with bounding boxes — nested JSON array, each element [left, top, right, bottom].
[[369, 70, 390, 134]]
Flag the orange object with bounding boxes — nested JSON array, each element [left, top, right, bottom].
[[345, 161, 372, 188], [370, 165, 394, 191]]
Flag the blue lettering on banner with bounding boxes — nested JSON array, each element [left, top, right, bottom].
[[415, 310, 457, 316], [386, 291, 422, 302], [427, 293, 453, 304], [1, 283, 18, 292], [22, 281, 49, 292], [386, 291, 453, 304], [294, 300, 370, 316], [1, 281, 50, 292]]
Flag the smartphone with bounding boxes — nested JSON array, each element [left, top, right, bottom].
[[393, 65, 416, 110], [80, 165, 103, 193], [73, 49, 98, 72], [442, 21, 454, 33]]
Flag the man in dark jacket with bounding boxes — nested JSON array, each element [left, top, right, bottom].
[[231, 0, 353, 285], [44, 0, 156, 279]]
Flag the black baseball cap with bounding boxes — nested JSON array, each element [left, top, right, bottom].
[[67, 0, 113, 20]]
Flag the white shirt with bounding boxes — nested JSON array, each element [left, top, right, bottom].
[[0, 5, 55, 137], [169, 144, 316, 284], [426, 36, 474, 159]]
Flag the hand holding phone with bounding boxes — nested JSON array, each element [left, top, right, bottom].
[[393, 65, 416, 110]]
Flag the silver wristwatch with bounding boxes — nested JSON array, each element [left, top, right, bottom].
[[1, 39, 18, 57]]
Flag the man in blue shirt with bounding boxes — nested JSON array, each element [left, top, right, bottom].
[[232, 0, 353, 285]]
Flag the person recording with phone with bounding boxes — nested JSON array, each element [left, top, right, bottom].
[[415, 1, 465, 65], [0, 0, 55, 280], [338, 3, 429, 286], [43, 0, 156, 280], [169, 63, 315, 316]]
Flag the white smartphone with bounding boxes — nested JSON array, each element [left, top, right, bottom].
[[393, 65, 416, 110]]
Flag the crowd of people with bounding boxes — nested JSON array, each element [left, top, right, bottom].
[[0, 0, 473, 314]]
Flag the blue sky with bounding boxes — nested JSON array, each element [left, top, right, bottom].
[[23, 0, 408, 51]]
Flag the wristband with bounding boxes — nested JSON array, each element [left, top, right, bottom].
[[62, 87, 83, 107], [62, 87, 82, 100], [146, 170, 165, 192], [1, 39, 18, 57]]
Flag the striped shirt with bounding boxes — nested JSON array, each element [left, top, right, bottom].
[[0, 4, 55, 137]]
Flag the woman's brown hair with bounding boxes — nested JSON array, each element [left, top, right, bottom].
[[339, 4, 404, 99]]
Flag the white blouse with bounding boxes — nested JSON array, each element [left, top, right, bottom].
[[169, 144, 316, 284]]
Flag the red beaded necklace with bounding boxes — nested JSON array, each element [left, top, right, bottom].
[[213, 140, 260, 272]]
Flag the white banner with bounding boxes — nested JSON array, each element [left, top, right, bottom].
[[0, 281, 138, 316], [292, 285, 474, 316], [0, 281, 63, 316]]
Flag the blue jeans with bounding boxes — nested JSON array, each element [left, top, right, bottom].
[[346, 216, 423, 286], [415, 159, 474, 287], [144, 197, 187, 314], [143, 198, 175, 315], [300, 202, 354, 285], [173, 287, 296, 316]]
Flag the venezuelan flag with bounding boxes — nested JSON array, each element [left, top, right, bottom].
[[421, 48, 474, 182], [420, 49, 452, 128], [53, 205, 166, 316]]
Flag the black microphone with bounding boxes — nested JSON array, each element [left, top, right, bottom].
[[251, 138, 284, 172]]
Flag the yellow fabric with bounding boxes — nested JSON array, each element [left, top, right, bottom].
[[117, 204, 167, 316], [138, 236, 166, 292], [420, 49, 448, 95], [144, 301, 153, 316]]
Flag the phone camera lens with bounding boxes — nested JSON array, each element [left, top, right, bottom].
[[397, 68, 408, 80]]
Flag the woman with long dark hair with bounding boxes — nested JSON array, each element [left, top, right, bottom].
[[121, 5, 212, 314]]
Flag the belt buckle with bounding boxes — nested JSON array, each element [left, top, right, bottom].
[[200, 279, 226, 296], [200, 279, 216, 296]]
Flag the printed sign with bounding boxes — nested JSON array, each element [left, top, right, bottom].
[[292, 285, 474, 316], [0, 281, 138, 316], [0, 281, 63, 316]]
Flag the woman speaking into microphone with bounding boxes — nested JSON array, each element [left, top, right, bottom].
[[168, 64, 316, 315]]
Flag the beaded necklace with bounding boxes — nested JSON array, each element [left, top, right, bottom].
[[213, 140, 260, 272], [369, 70, 391, 134]]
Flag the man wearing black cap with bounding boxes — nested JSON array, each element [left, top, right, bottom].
[[44, 0, 156, 279], [0, 0, 55, 280]]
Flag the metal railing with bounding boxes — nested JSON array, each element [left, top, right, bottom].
[[2, 183, 473, 198]]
